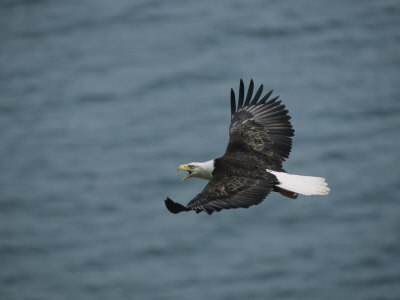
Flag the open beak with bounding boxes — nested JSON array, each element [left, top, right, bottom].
[[177, 164, 192, 182]]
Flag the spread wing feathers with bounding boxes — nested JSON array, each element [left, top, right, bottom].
[[228, 79, 294, 166], [165, 175, 274, 215]]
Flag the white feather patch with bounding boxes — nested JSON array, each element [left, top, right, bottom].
[[267, 169, 330, 196]]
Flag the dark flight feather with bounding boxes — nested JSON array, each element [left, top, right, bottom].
[[238, 79, 245, 109], [165, 198, 190, 214], [250, 84, 264, 106], [230, 89, 236, 118], [244, 79, 254, 107], [259, 90, 274, 104]]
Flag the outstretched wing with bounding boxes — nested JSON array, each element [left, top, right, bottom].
[[165, 172, 275, 215], [226, 79, 294, 169]]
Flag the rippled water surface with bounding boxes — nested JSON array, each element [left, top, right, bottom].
[[1, 0, 400, 299]]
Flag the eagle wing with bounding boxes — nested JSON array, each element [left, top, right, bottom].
[[185, 172, 275, 214], [226, 79, 294, 169], [165, 173, 275, 215]]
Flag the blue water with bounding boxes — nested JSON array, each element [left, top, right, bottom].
[[1, 0, 400, 299]]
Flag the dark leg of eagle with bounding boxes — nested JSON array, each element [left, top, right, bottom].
[[165, 197, 190, 214], [274, 187, 298, 199]]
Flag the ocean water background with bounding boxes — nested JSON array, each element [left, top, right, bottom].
[[1, 0, 399, 299]]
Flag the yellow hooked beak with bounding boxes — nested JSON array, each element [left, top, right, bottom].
[[177, 164, 192, 182]]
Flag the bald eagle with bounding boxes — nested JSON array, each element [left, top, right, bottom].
[[165, 79, 329, 215]]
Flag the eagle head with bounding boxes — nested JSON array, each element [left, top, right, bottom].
[[177, 161, 214, 182]]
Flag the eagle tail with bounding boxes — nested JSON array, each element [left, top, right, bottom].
[[165, 197, 190, 214], [268, 170, 330, 196]]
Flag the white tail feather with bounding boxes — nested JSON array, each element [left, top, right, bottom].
[[267, 169, 330, 196]]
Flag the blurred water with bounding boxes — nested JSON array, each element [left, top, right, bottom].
[[1, 0, 400, 299]]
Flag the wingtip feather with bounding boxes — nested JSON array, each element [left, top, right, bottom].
[[230, 88, 236, 116], [244, 79, 254, 106], [238, 79, 245, 108], [250, 84, 264, 105], [259, 89, 274, 104], [165, 197, 190, 214]]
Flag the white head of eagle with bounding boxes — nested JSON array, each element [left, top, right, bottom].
[[177, 160, 215, 182], [165, 79, 330, 215]]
